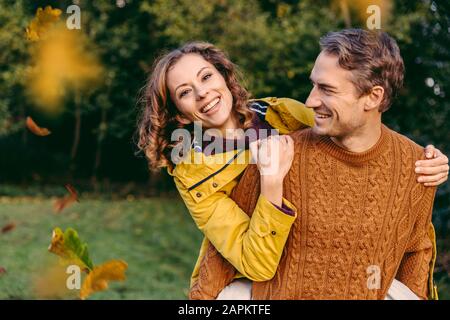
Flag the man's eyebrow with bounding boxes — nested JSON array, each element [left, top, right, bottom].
[[309, 77, 337, 91], [175, 67, 210, 93]]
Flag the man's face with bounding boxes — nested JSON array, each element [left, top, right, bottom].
[[305, 51, 368, 138]]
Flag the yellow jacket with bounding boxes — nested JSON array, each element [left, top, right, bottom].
[[168, 97, 314, 286]]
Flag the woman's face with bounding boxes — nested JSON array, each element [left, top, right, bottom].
[[166, 53, 236, 134]]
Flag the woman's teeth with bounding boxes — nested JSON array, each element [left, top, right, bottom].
[[201, 97, 220, 113]]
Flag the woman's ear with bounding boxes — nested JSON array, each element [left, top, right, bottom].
[[364, 86, 384, 111], [175, 114, 192, 125]]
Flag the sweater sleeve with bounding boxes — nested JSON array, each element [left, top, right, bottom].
[[395, 186, 437, 299], [174, 176, 297, 282]]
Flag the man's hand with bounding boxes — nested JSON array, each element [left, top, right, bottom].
[[415, 145, 449, 187]]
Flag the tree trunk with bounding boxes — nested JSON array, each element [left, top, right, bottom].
[[339, 0, 351, 28], [91, 106, 108, 193], [70, 95, 82, 176]]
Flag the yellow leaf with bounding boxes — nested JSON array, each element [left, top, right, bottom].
[[27, 24, 103, 113], [80, 260, 128, 300], [48, 227, 65, 256], [33, 259, 78, 299], [48, 227, 94, 271], [26, 6, 62, 41]]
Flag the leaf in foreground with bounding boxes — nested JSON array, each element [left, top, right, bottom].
[[48, 227, 94, 271], [80, 260, 128, 300]]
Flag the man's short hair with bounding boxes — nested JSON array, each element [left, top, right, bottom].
[[319, 29, 404, 112]]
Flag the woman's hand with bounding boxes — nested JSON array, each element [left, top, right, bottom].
[[415, 145, 449, 187], [250, 135, 294, 206]]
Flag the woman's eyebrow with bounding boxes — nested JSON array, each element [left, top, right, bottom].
[[196, 66, 210, 77], [175, 67, 211, 93]]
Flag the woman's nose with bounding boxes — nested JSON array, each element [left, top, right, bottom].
[[195, 85, 209, 100]]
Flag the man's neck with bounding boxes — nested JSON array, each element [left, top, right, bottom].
[[330, 122, 382, 153]]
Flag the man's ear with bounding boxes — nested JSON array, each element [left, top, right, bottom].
[[175, 114, 192, 125], [364, 86, 384, 111]]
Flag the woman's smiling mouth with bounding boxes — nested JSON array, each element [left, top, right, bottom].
[[201, 97, 221, 113]]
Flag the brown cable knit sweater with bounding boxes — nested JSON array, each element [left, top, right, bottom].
[[189, 125, 436, 300]]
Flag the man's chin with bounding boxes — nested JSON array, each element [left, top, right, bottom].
[[312, 125, 329, 136]]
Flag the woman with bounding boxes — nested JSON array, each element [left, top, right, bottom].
[[136, 42, 448, 299]]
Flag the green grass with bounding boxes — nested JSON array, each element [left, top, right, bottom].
[[0, 196, 203, 299], [1, 195, 449, 300]]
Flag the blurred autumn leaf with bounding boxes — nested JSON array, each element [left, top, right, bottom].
[[1, 222, 16, 233], [53, 184, 79, 213], [25, 116, 51, 136], [48, 227, 128, 299], [25, 6, 103, 113], [80, 260, 128, 300], [33, 259, 77, 299], [25, 5, 62, 41], [331, 0, 393, 28]]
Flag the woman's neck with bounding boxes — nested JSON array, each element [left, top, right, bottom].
[[214, 115, 245, 139]]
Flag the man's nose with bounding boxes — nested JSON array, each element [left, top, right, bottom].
[[305, 87, 321, 109]]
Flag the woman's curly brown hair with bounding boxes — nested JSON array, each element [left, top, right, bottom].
[[135, 42, 254, 171]]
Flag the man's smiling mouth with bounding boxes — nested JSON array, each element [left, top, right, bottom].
[[316, 111, 331, 119]]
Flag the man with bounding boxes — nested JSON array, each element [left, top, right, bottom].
[[189, 29, 441, 300]]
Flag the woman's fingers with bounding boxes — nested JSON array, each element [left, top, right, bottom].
[[283, 135, 294, 161], [256, 135, 295, 177]]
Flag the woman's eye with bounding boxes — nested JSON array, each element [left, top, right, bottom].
[[180, 89, 190, 98], [202, 73, 212, 81]]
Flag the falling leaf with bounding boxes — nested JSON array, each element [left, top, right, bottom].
[[53, 184, 79, 213], [46, 227, 128, 299], [26, 6, 62, 41], [48, 227, 94, 272], [26, 116, 51, 136], [66, 184, 80, 202], [0, 267, 6, 275], [331, 0, 393, 28], [1, 222, 16, 233], [33, 259, 76, 299], [80, 260, 128, 300], [27, 23, 103, 113]]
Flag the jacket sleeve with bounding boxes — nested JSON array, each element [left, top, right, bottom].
[[395, 186, 437, 299], [174, 176, 297, 281], [257, 97, 315, 134]]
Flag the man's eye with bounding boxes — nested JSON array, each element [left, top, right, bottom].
[[202, 73, 212, 81], [320, 87, 332, 94]]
